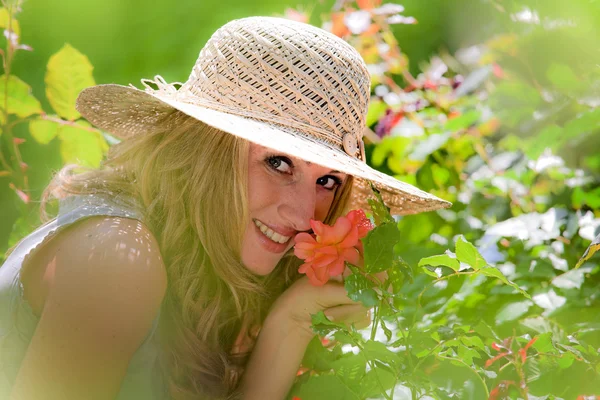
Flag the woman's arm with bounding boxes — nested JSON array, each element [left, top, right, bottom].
[[239, 277, 370, 400], [239, 305, 313, 400], [10, 217, 167, 400]]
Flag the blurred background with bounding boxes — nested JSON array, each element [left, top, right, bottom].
[[2, 0, 600, 396]]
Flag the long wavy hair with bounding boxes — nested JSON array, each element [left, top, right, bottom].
[[41, 111, 354, 399]]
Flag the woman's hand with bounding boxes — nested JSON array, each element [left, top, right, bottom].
[[268, 275, 371, 341]]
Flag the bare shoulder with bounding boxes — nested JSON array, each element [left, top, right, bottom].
[[11, 216, 168, 399], [49, 215, 167, 316]]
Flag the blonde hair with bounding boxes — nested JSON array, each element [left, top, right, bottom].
[[42, 111, 354, 399]]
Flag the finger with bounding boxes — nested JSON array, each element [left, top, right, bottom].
[[315, 282, 361, 308], [326, 305, 372, 330], [323, 304, 368, 322]]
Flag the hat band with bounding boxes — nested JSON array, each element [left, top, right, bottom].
[[139, 75, 362, 159]]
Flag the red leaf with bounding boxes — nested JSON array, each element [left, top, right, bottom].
[[485, 352, 508, 368]]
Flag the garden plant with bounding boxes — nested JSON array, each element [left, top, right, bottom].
[[1, 0, 599, 399]]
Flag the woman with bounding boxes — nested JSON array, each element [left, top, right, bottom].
[[0, 17, 449, 400]]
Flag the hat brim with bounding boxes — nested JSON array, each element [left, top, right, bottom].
[[76, 84, 451, 215]]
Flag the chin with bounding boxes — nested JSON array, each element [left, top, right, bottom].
[[243, 260, 279, 276]]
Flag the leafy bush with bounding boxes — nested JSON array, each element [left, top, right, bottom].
[[286, 1, 600, 399], [2, 0, 599, 398]]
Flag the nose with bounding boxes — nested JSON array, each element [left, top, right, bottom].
[[278, 181, 317, 233]]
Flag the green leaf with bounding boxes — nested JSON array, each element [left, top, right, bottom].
[[362, 340, 402, 370], [344, 272, 379, 307], [311, 311, 347, 336], [459, 335, 486, 351], [363, 221, 401, 273], [0, 7, 20, 35], [557, 352, 575, 369], [290, 375, 360, 400], [480, 266, 530, 298], [495, 300, 534, 324], [29, 118, 60, 144], [366, 183, 394, 225], [564, 109, 600, 139], [58, 121, 108, 167], [380, 319, 392, 342], [532, 332, 557, 354], [576, 232, 600, 268], [366, 99, 387, 127], [456, 345, 481, 366], [418, 253, 460, 272], [359, 367, 397, 398], [330, 356, 367, 384], [455, 235, 486, 271], [45, 44, 95, 120], [546, 63, 584, 92], [301, 336, 340, 372], [444, 109, 481, 132], [0, 75, 42, 117], [525, 125, 563, 160]]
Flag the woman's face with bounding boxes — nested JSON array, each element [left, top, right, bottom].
[[241, 143, 348, 275]]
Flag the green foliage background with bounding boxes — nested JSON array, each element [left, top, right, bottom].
[[2, 0, 600, 398]]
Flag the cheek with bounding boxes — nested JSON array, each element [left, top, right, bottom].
[[314, 191, 337, 221]]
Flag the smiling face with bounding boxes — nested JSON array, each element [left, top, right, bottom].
[[241, 143, 349, 275]]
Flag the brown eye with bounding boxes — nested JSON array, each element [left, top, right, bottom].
[[317, 176, 342, 190], [266, 156, 292, 174]]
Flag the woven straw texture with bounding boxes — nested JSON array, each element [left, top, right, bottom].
[[76, 16, 451, 215]]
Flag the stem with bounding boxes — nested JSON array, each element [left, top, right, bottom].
[[437, 355, 490, 398], [351, 339, 393, 400], [370, 299, 381, 341]]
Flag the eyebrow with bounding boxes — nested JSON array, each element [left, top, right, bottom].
[[303, 160, 342, 174]]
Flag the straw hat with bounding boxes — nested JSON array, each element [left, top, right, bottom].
[[76, 16, 450, 215]]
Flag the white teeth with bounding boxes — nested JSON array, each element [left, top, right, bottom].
[[253, 220, 290, 244]]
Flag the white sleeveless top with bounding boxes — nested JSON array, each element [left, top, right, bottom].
[[0, 193, 167, 399]]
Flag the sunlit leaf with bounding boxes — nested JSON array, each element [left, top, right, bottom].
[[546, 63, 584, 92], [29, 118, 60, 144], [444, 109, 481, 132], [58, 120, 109, 167], [531, 332, 557, 354], [495, 300, 533, 324], [363, 221, 401, 273], [344, 272, 379, 307], [359, 368, 397, 398], [455, 235, 486, 271], [418, 253, 460, 272], [576, 232, 600, 268], [45, 43, 95, 120], [0, 75, 42, 117], [366, 182, 394, 225], [311, 311, 348, 336], [330, 356, 367, 383], [0, 7, 20, 35], [480, 266, 530, 298]]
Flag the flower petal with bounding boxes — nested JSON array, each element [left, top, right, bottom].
[[341, 247, 360, 265], [339, 225, 359, 248], [328, 258, 346, 277], [323, 216, 352, 245], [312, 253, 339, 268]]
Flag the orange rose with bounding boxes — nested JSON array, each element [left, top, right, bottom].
[[294, 209, 374, 286]]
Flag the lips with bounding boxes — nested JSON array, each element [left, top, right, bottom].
[[253, 219, 296, 241]]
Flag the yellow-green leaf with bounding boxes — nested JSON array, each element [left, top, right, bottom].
[[576, 232, 600, 268], [29, 118, 60, 144], [45, 44, 95, 121], [0, 7, 20, 36], [0, 75, 42, 117], [58, 121, 108, 167]]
